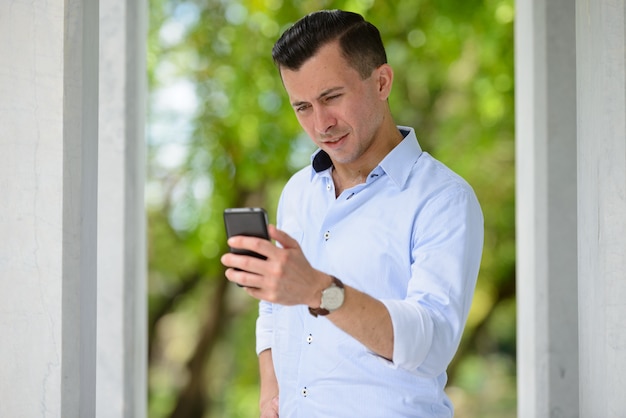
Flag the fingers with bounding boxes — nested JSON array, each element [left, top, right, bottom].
[[221, 233, 274, 288], [226, 234, 272, 258], [223, 267, 261, 289], [221, 226, 308, 304], [221, 251, 265, 276], [223, 226, 298, 264]]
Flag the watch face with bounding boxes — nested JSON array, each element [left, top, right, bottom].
[[322, 285, 345, 311]]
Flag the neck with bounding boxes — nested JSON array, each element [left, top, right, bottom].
[[332, 123, 403, 196], [332, 168, 366, 197]]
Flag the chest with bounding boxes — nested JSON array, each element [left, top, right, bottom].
[[280, 177, 424, 298]]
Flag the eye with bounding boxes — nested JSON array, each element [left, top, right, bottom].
[[296, 104, 311, 113]]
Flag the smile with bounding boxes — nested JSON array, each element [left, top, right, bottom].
[[323, 133, 348, 145]]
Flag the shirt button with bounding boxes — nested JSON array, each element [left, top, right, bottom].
[[301, 387, 308, 397], [326, 183, 332, 191], [307, 334, 313, 344], [324, 231, 330, 241]]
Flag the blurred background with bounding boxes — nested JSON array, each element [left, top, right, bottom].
[[145, 0, 516, 417]]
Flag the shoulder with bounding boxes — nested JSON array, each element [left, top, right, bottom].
[[414, 152, 475, 196], [278, 165, 315, 210], [282, 165, 312, 192]]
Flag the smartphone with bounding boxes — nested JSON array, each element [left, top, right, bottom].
[[223, 207, 270, 261]]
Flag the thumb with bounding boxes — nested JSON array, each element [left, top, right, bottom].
[[268, 224, 299, 250]]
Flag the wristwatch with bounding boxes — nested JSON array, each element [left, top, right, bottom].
[[308, 276, 345, 317]]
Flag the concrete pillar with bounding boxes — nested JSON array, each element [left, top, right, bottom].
[[0, 1, 99, 417], [515, 0, 579, 416], [97, 0, 147, 417], [576, 1, 626, 416]]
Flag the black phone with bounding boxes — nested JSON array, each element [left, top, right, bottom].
[[223, 207, 270, 261]]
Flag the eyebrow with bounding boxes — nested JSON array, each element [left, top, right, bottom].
[[291, 86, 345, 108]]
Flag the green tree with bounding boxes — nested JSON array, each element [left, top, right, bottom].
[[147, 1, 516, 417]]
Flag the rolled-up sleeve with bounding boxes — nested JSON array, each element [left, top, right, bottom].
[[256, 300, 273, 355], [382, 187, 484, 376], [380, 299, 434, 371]]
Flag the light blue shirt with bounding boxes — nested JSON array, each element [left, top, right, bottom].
[[257, 127, 484, 417]]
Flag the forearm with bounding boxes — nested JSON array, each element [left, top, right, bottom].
[[258, 349, 279, 411], [327, 285, 394, 360]]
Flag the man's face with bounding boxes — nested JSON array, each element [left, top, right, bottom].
[[280, 42, 390, 167]]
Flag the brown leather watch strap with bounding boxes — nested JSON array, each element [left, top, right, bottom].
[[308, 306, 330, 317], [308, 276, 344, 317]]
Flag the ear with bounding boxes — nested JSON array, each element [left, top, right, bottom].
[[375, 64, 394, 100]]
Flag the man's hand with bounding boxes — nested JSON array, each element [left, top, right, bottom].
[[221, 225, 395, 359], [259, 395, 279, 418], [220, 224, 329, 307]]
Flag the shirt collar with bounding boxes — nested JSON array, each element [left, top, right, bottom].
[[310, 126, 422, 189]]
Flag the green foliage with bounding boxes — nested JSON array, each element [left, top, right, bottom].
[[147, 0, 516, 416]]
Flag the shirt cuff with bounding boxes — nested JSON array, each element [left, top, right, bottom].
[[381, 299, 434, 372]]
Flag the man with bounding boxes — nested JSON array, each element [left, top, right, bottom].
[[221, 9, 483, 417]]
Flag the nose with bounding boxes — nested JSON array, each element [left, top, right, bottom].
[[313, 107, 336, 135]]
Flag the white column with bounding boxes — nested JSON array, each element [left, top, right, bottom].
[[515, 0, 579, 416], [576, 1, 626, 416], [0, 1, 99, 417], [97, 0, 147, 417]]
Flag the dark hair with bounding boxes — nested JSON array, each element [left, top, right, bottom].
[[272, 10, 388, 79]]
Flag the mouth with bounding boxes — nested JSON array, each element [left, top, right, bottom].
[[322, 133, 348, 148]]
